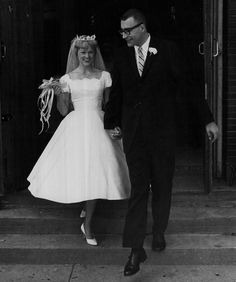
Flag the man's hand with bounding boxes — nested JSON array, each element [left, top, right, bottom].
[[206, 122, 219, 143], [107, 127, 122, 140]]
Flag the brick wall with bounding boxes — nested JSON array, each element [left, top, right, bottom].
[[225, 0, 236, 180]]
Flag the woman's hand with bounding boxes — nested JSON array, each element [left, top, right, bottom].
[[54, 85, 61, 96]]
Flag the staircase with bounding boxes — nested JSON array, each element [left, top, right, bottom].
[[0, 188, 236, 281]]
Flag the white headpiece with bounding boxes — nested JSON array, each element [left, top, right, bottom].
[[66, 34, 106, 73], [76, 35, 96, 41]]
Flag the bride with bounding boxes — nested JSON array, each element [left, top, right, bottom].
[[27, 35, 130, 246]]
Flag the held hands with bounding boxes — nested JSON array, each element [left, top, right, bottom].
[[206, 122, 219, 143], [107, 127, 122, 140]]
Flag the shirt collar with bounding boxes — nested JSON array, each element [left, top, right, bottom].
[[142, 34, 151, 54], [135, 34, 151, 55]]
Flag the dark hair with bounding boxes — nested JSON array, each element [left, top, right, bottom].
[[120, 8, 147, 27]]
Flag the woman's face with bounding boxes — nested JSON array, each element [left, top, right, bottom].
[[77, 44, 95, 67]]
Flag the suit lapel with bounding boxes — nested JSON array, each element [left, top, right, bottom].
[[141, 37, 161, 78], [126, 37, 161, 80], [128, 47, 140, 80], [141, 51, 153, 78], [127, 46, 153, 80]]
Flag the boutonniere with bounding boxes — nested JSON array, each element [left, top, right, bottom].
[[148, 47, 158, 55]]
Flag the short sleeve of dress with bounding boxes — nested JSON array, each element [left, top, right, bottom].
[[59, 74, 70, 93], [103, 71, 112, 88]]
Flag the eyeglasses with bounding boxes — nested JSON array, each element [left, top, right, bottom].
[[118, 22, 143, 36]]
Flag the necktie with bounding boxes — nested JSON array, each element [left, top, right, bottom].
[[138, 46, 144, 76]]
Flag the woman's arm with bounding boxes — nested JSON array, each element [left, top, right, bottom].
[[56, 92, 72, 116]]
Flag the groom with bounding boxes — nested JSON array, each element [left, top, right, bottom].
[[104, 8, 218, 276]]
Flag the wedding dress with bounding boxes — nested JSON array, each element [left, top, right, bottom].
[[28, 71, 130, 203]]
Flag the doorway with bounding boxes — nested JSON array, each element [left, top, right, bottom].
[[42, 0, 208, 192], [83, 0, 221, 193], [160, 1, 207, 192], [0, 0, 222, 195]]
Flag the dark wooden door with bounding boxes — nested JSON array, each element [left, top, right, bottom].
[[0, 0, 44, 193], [0, 0, 16, 193]]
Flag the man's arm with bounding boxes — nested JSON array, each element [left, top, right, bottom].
[[169, 41, 219, 143], [104, 52, 123, 131]]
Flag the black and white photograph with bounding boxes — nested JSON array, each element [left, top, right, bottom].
[[0, 0, 235, 281]]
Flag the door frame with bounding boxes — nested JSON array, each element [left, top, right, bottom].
[[0, 99, 3, 196], [203, 0, 223, 192], [214, 0, 223, 178]]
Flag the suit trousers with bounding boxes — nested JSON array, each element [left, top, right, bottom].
[[122, 124, 176, 248]]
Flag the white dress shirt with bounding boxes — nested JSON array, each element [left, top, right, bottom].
[[134, 35, 151, 70]]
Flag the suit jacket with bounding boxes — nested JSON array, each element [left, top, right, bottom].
[[104, 36, 214, 153]]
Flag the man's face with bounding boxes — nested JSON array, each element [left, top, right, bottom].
[[120, 17, 143, 47]]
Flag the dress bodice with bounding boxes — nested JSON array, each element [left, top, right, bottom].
[[60, 71, 112, 111]]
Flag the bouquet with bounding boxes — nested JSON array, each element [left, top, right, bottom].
[[38, 77, 61, 134]]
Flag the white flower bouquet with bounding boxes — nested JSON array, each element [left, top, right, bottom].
[[38, 77, 61, 134]]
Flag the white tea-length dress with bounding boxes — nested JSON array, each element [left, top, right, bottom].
[[28, 71, 130, 203]]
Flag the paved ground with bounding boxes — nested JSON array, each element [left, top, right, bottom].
[[1, 265, 236, 282]]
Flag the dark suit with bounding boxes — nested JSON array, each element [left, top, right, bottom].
[[104, 36, 214, 248]]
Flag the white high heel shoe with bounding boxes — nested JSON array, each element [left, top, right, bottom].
[[80, 223, 98, 246]]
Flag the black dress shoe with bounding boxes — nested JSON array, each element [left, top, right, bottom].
[[124, 248, 147, 276], [152, 232, 166, 251]]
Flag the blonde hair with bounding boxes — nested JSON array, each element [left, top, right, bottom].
[[66, 35, 106, 73]]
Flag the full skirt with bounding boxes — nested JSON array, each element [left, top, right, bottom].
[[28, 110, 131, 203]]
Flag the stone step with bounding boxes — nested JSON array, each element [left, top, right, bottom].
[[3, 189, 236, 208], [0, 233, 236, 265], [0, 206, 236, 235], [3, 185, 236, 208], [1, 265, 236, 282], [1, 200, 236, 218], [173, 174, 204, 191], [1, 191, 236, 234]]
